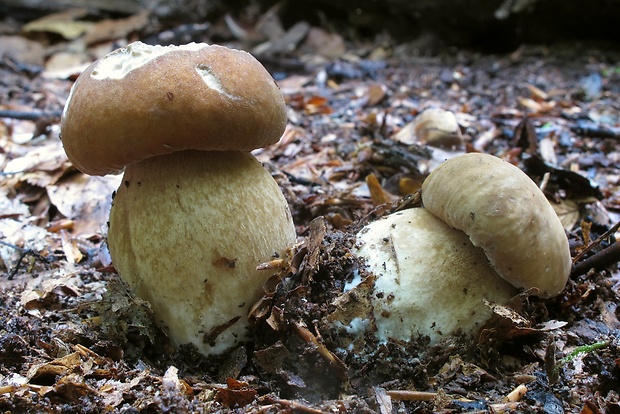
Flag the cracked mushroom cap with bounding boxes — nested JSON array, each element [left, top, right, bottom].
[[61, 42, 287, 176], [421, 153, 571, 297]]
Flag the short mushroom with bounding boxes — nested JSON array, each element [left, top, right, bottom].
[[421, 152, 571, 298], [350, 153, 570, 344], [60, 42, 297, 355]]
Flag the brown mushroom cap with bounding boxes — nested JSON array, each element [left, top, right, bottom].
[[61, 42, 287, 176], [421, 153, 571, 297]]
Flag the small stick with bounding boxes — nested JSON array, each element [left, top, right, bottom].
[[0, 240, 48, 280], [570, 124, 620, 139], [505, 384, 527, 402], [489, 401, 522, 412], [571, 241, 620, 277], [291, 321, 348, 381], [572, 219, 620, 264], [259, 398, 329, 414], [386, 390, 437, 401], [0, 109, 62, 122]]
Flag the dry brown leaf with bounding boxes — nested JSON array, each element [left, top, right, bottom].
[[303, 26, 346, 59], [84, 10, 150, 45], [392, 121, 417, 145], [46, 174, 121, 237], [60, 229, 83, 264], [0, 35, 46, 65], [304, 95, 333, 115], [375, 387, 393, 414], [525, 84, 549, 100], [47, 373, 98, 401], [366, 173, 391, 206], [551, 199, 581, 230], [23, 9, 92, 40], [517, 96, 556, 114], [4, 141, 68, 174], [479, 299, 567, 344], [364, 84, 387, 107], [27, 352, 82, 381], [20, 271, 80, 310], [214, 378, 257, 408], [99, 369, 148, 408], [393, 108, 463, 149]]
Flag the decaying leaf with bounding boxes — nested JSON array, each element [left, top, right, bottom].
[[479, 298, 567, 344], [46, 173, 121, 238], [213, 378, 257, 408], [20, 271, 80, 310], [23, 9, 92, 40], [323, 274, 376, 353], [83, 10, 150, 45]]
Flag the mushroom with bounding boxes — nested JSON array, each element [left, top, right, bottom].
[[422, 152, 571, 298], [350, 153, 571, 344], [60, 42, 297, 355]]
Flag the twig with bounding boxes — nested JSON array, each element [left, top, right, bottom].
[[571, 241, 620, 277], [386, 390, 437, 401], [0, 240, 48, 280], [0, 109, 62, 122], [291, 320, 348, 381], [259, 397, 329, 414], [573, 219, 619, 263], [505, 384, 527, 402], [571, 219, 620, 277], [570, 124, 620, 139]]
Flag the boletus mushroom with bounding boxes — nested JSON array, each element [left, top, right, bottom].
[[61, 42, 296, 355], [351, 153, 571, 344]]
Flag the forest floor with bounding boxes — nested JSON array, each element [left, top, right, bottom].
[[0, 6, 619, 413]]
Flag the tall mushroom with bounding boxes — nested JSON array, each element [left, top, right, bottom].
[[61, 42, 297, 356], [350, 153, 571, 344]]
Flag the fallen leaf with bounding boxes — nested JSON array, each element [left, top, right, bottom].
[[0, 35, 46, 65], [364, 84, 387, 107], [23, 9, 92, 40], [214, 378, 257, 408], [3, 140, 68, 174], [27, 352, 82, 382], [303, 26, 346, 59], [84, 10, 150, 45], [393, 108, 463, 149], [46, 173, 121, 237]]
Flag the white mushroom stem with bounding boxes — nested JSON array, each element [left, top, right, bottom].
[[355, 208, 516, 344], [108, 150, 296, 355]]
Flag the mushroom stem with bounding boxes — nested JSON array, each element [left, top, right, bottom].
[[108, 150, 296, 355], [354, 208, 517, 344]]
